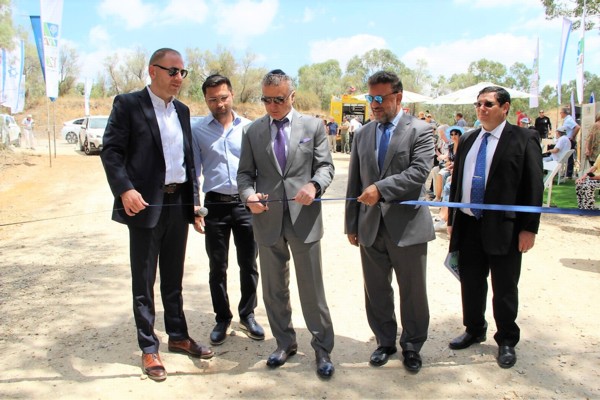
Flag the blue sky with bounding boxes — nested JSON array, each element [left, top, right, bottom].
[[11, 0, 598, 94]]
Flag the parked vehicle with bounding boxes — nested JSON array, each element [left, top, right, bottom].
[[61, 117, 85, 144], [0, 114, 22, 146], [78, 115, 109, 155]]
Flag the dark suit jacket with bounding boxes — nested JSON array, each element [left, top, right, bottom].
[[101, 88, 199, 229], [345, 113, 435, 247], [448, 122, 543, 255]]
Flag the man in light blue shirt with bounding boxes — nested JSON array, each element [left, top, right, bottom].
[[191, 74, 264, 346], [559, 107, 581, 178]]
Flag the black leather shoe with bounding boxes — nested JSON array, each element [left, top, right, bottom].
[[449, 332, 486, 350], [266, 343, 298, 367], [402, 350, 422, 373], [210, 321, 230, 345], [497, 346, 517, 368], [315, 350, 334, 378], [369, 346, 397, 367], [240, 315, 265, 341]]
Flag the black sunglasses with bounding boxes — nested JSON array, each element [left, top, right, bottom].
[[260, 91, 293, 105], [153, 64, 188, 79], [473, 101, 497, 109]]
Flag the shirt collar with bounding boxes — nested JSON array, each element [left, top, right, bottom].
[[378, 109, 403, 130], [270, 108, 294, 125], [146, 86, 174, 109]]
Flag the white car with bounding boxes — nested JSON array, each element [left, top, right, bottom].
[[61, 117, 85, 144], [1, 114, 22, 146], [78, 115, 109, 155]]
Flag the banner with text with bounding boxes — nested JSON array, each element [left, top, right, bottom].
[[40, 0, 64, 100], [0, 39, 25, 114]]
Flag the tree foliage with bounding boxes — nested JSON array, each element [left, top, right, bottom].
[[0, 0, 15, 49], [541, 0, 600, 31]]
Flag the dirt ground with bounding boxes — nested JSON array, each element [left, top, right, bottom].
[[1, 135, 599, 400]]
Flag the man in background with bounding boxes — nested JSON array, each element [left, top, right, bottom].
[[191, 74, 264, 347], [534, 110, 551, 139], [559, 107, 581, 179]]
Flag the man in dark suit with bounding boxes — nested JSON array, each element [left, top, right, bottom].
[[345, 71, 435, 373], [237, 69, 335, 379], [447, 86, 543, 369], [101, 48, 213, 382]]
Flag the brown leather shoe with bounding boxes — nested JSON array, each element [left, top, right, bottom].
[[142, 353, 167, 381], [168, 338, 214, 359]]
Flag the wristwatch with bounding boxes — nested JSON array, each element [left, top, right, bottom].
[[310, 181, 322, 198]]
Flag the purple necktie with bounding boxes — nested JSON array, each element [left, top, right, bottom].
[[273, 118, 288, 173]]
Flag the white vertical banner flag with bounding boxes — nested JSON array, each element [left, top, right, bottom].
[[0, 48, 5, 104], [558, 17, 572, 105], [84, 78, 92, 116], [40, 0, 64, 100], [575, 6, 585, 105], [570, 91, 576, 119], [0, 39, 25, 113], [529, 37, 539, 109]]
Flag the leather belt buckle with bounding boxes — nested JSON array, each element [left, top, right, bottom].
[[162, 183, 180, 194]]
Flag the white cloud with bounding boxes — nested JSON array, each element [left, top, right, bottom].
[[163, 0, 209, 24], [214, 0, 279, 41], [453, 0, 539, 9], [98, 0, 159, 30], [89, 26, 110, 45], [402, 34, 537, 79], [309, 34, 387, 69], [303, 7, 315, 23]]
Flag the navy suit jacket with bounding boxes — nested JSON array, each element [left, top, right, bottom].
[[101, 88, 199, 228]]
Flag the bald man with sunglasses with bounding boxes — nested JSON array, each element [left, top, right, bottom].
[[237, 69, 336, 379], [101, 48, 213, 382]]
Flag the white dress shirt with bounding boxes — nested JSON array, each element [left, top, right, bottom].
[[147, 86, 186, 184]]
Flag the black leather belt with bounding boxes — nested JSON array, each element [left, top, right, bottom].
[[205, 191, 240, 203], [162, 183, 183, 194]]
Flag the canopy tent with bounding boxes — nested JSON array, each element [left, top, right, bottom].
[[426, 82, 533, 105], [353, 90, 432, 104]]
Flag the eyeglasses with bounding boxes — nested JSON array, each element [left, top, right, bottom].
[[473, 101, 497, 109], [260, 91, 293, 105], [365, 92, 398, 104], [450, 132, 460, 136], [206, 95, 230, 104], [152, 64, 188, 79]]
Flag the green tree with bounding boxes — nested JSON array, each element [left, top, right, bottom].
[[345, 49, 411, 92], [0, 0, 15, 49], [58, 44, 80, 96], [298, 60, 343, 109], [541, 0, 600, 31]]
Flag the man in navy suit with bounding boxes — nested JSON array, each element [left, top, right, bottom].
[[101, 48, 213, 381], [447, 86, 543, 369]]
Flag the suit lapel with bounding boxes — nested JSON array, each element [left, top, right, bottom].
[[257, 116, 279, 172], [138, 89, 163, 152], [455, 128, 480, 199], [285, 111, 303, 175], [488, 123, 513, 180], [381, 114, 409, 175]]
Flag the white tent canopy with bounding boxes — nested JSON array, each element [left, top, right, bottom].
[[353, 90, 432, 104], [427, 82, 533, 105]]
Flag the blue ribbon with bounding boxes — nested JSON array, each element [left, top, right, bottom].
[[401, 200, 600, 216]]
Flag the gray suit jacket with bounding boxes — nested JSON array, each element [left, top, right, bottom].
[[345, 113, 435, 247], [237, 110, 334, 246]]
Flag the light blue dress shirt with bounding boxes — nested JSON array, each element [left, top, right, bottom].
[[192, 112, 252, 195]]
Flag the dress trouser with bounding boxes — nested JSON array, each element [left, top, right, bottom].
[[258, 210, 334, 354], [360, 223, 429, 353], [457, 212, 522, 347], [204, 192, 258, 323], [567, 139, 577, 177], [128, 189, 189, 353]]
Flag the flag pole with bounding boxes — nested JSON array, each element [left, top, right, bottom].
[[46, 97, 51, 167]]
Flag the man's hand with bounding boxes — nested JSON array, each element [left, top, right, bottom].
[[120, 189, 148, 216], [294, 183, 316, 206], [518, 231, 536, 253], [193, 206, 205, 234], [246, 193, 269, 214], [357, 184, 381, 207], [347, 233, 359, 247]]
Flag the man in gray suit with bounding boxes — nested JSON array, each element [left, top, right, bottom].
[[345, 71, 435, 373], [237, 69, 335, 379]]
